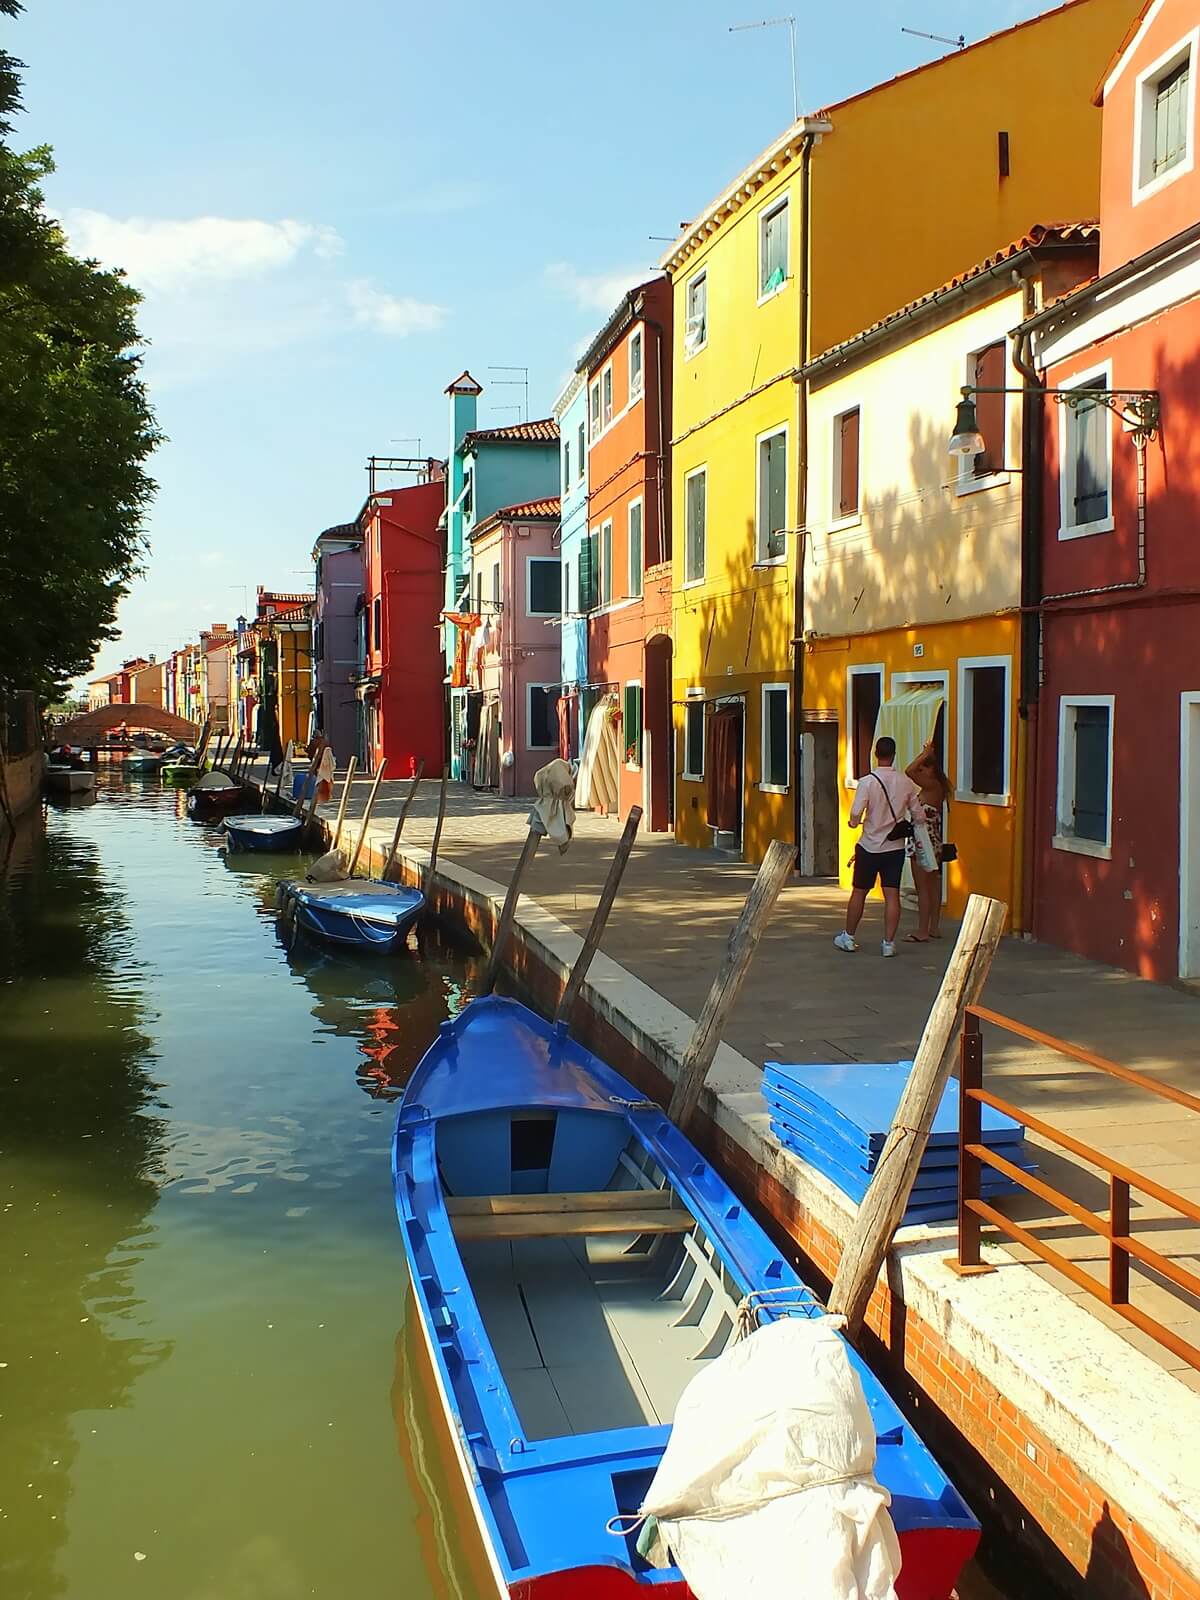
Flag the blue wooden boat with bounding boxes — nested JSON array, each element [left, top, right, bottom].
[[222, 813, 305, 852], [393, 996, 981, 1600], [279, 879, 425, 952]]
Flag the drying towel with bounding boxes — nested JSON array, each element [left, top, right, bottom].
[[315, 744, 336, 802], [528, 758, 576, 854]]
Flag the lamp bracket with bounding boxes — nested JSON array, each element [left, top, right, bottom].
[[962, 384, 1160, 442]]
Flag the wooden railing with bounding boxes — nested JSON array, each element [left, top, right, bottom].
[[954, 1004, 1200, 1372]]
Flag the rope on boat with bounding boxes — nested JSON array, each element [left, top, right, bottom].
[[607, 1094, 657, 1111], [734, 1289, 846, 1343]]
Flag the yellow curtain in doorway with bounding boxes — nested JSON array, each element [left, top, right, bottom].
[[874, 686, 944, 775]]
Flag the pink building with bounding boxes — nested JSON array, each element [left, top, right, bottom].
[[466, 498, 562, 797]]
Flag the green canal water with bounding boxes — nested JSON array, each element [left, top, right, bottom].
[[0, 770, 481, 1600], [0, 771, 1020, 1600]]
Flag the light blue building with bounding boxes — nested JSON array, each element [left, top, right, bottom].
[[554, 372, 589, 758], [442, 371, 560, 780]]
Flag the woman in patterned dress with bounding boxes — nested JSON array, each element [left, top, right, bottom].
[[904, 740, 952, 942]]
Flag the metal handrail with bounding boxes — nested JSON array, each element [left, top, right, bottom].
[[954, 1006, 1200, 1372]]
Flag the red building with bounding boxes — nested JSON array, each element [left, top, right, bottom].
[[357, 473, 446, 778], [1025, 0, 1200, 982], [577, 276, 674, 831]]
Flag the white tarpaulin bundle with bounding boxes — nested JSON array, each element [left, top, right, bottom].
[[528, 758, 576, 854], [639, 1316, 901, 1600], [194, 771, 237, 791], [575, 697, 619, 813]]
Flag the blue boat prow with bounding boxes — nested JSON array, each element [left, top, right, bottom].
[[279, 879, 425, 952], [394, 997, 980, 1599], [222, 813, 305, 852]]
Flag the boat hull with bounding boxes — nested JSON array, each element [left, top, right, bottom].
[[222, 815, 304, 853], [45, 767, 96, 794], [161, 764, 200, 788], [186, 786, 245, 818], [279, 881, 424, 952]]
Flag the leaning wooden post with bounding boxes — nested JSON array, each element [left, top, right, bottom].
[[827, 893, 1008, 1337], [292, 750, 321, 818], [330, 757, 358, 851], [382, 762, 425, 881], [554, 805, 642, 1028], [228, 737, 244, 779], [194, 718, 212, 765], [667, 839, 795, 1133], [346, 759, 388, 878], [423, 767, 450, 896], [264, 740, 293, 812], [208, 733, 226, 773], [479, 824, 541, 996]]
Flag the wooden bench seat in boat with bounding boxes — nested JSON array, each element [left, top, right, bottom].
[[446, 1189, 694, 1241]]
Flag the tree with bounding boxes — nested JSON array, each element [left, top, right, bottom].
[[0, 0, 161, 702]]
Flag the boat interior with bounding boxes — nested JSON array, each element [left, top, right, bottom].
[[439, 1122, 767, 1441]]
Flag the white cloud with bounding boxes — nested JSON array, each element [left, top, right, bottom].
[[62, 210, 343, 292], [346, 278, 447, 337], [544, 261, 661, 314]]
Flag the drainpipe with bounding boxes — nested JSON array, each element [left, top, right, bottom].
[[1013, 275, 1044, 939], [792, 130, 815, 865]]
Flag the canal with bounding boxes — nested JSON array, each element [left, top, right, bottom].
[[1, 770, 480, 1600], [1, 771, 1018, 1600]]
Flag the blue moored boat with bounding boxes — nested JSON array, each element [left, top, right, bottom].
[[222, 813, 305, 853], [279, 879, 424, 951], [393, 996, 980, 1600]]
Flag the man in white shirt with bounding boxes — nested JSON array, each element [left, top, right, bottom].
[[834, 735, 921, 958]]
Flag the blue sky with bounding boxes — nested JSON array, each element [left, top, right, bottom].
[[10, 0, 1044, 684]]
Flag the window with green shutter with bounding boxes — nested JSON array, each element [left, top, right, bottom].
[[623, 683, 643, 767], [580, 532, 598, 612]]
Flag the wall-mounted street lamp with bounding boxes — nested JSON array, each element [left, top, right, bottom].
[[948, 384, 1161, 457]]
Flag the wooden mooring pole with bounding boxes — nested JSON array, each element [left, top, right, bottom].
[[479, 825, 541, 997], [330, 758, 358, 851], [554, 806, 642, 1028], [424, 767, 449, 897], [667, 839, 795, 1134], [264, 740, 293, 811], [827, 892, 1008, 1337], [347, 759, 388, 877], [382, 762, 425, 881]]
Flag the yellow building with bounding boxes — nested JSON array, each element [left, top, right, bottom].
[[662, 0, 1141, 864], [802, 226, 1098, 926]]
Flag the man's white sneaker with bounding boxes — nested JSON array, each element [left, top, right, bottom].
[[833, 932, 858, 953], [881, 940, 897, 958]]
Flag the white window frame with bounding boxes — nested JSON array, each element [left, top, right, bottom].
[[1054, 693, 1115, 859], [684, 268, 708, 358], [589, 380, 601, 442], [844, 663, 885, 788], [757, 194, 789, 304], [600, 518, 613, 606], [759, 682, 790, 793], [684, 464, 707, 586], [602, 363, 614, 428], [627, 496, 644, 599], [577, 420, 586, 479], [1058, 362, 1115, 541], [682, 689, 705, 780], [956, 343, 1012, 498], [754, 422, 789, 565], [526, 682, 560, 751], [1132, 28, 1198, 205], [956, 655, 1012, 805], [562, 438, 571, 495], [525, 555, 561, 618], [628, 327, 644, 403], [830, 401, 863, 532]]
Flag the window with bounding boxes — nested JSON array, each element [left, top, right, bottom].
[[589, 381, 601, 441], [372, 596, 382, 655], [685, 269, 707, 354], [581, 531, 598, 612], [492, 563, 500, 605], [685, 467, 706, 583], [602, 365, 613, 428], [577, 421, 585, 479], [628, 498, 644, 598], [528, 684, 560, 750], [527, 557, 561, 616], [600, 520, 613, 605], [623, 682, 643, 767], [562, 560, 571, 615], [314, 619, 324, 663], [683, 697, 705, 779], [756, 426, 787, 562], [462, 468, 474, 520], [847, 665, 883, 783], [1060, 371, 1112, 538], [1135, 35, 1196, 197], [759, 197, 788, 299], [957, 657, 1010, 802], [563, 439, 571, 492], [969, 342, 1006, 481], [761, 683, 789, 791], [833, 407, 860, 521], [1055, 696, 1114, 857], [629, 329, 644, 400]]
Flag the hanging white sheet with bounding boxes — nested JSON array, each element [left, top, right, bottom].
[[874, 686, 944, 777], [574, 697, 619, 813]]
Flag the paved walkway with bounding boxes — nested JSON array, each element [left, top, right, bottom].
[[276, 765, 1200, 1389]]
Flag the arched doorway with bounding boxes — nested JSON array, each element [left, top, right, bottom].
[[644, 634, 673, 833]]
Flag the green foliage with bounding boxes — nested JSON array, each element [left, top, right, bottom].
[[0, 0, 161, 701]]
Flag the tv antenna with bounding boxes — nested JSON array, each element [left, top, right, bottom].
[[730, 16, 799, 123], [488, 365, 529, 423], [901, 26, 965, 50]]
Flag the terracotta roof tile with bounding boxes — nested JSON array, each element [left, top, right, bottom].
[[497, 497, 561, 520], [462, 418, 559, 447]]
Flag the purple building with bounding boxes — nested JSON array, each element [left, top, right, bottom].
[[311, 521, 364, 763]]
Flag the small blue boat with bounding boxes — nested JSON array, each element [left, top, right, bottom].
[[279, 879, 425, 952], [393, 996, 980, 1599], [222, 813, 305, 853]]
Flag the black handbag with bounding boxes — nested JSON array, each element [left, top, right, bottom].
[[941, 842, 958, 863], [871, 774, 914, 842]]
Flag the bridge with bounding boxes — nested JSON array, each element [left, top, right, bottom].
[[55, 703, 201, 744]]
